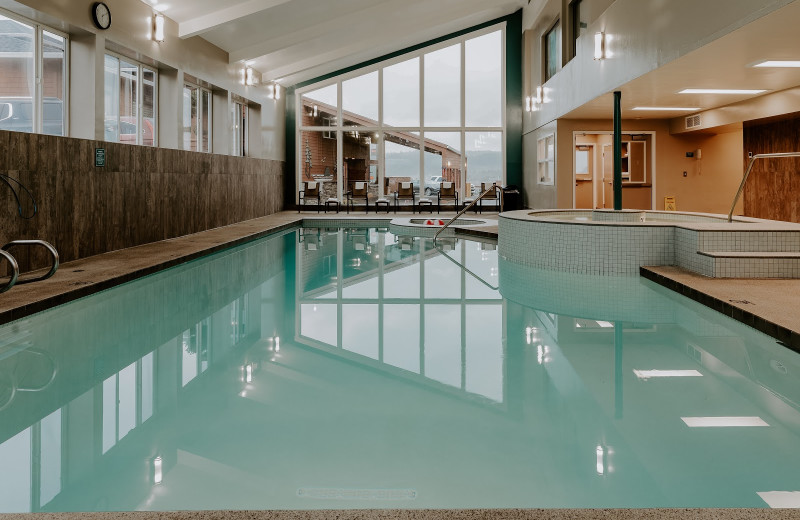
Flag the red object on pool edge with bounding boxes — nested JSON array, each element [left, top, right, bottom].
[[425, 220, 445, 226]]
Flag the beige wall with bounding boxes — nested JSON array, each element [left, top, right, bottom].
[[0, 0, 285, 160], [537, 119, 745, 214]]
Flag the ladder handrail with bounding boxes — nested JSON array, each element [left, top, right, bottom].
[[0, 250, 19, 294], [2, 240, 59, 285], [434, 185, 498, 243], [728, 152, 800, 222], [432, 242, 499, 291]]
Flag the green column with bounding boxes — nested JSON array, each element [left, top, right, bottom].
[[613, 91, 622, 210]]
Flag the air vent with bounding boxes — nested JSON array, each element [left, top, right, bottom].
[[685, 114, 702, 129]]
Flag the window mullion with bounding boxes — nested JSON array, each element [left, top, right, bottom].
[[34, 26, 42, 134]]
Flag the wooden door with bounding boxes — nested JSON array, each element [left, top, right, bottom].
[[602, 144, 613, 208]]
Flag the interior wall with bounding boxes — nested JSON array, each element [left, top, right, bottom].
[[742, 115, 800, 222], [0, 131, 284, 273], [525, 119, 745, 213]]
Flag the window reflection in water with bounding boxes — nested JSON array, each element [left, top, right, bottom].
[[296, 228, 505, 403]]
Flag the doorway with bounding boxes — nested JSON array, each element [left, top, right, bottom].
[[573, 132, 655, 210]]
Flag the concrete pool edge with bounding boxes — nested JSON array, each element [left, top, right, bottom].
[[1, 509, 799, 519], [0, 213, 498, 325], [641, 265, 800, 353]]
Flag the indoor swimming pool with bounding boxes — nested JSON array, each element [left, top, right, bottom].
[[0, 225, 799, 512]]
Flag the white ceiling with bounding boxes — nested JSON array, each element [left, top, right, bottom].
[[146, 0, 525, 86], [564, 0, 800, 122]]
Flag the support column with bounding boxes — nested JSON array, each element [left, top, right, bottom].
[[613, 91, 622, 210]]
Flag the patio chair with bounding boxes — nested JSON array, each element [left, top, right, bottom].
[[298, 181, 321, 212], [462, 182, 478, 213], [395, 181, 416, 213], [480, 182, 500, 213], [346, 181, 369, 213], [437, 181, 458, 212]]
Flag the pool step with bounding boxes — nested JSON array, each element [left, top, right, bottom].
[[697, 250, 800, 278]]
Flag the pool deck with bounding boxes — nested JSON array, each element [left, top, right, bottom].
[[0, 211, 496, 325], [641, 265, 800, 353]]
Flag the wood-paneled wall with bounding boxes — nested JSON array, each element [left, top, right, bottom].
[[0, 130, 285, 272], [743, 115, 800, 223]]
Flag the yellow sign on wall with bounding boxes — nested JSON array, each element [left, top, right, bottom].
[[664, 196, 677, 211]]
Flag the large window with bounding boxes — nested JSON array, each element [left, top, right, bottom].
[[544, 20, 561, 82], [0, 11, 67, 136], [183, 83, 211, 152], [232, 101, 248, 156], [104, 53, 157, 146], [296, 25, 506, 202]]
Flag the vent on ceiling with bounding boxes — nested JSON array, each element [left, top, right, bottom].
[[685, 114, 702, 130]]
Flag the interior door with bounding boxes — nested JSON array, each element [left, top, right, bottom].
[[602, 144, 613, 208]]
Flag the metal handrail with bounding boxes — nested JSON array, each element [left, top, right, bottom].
[[0, 250, 19, 294], [2, 240, 59, 285], [434, 186, 498, 243], [728, 152, 800, 222], [432, 242, 499, 291]]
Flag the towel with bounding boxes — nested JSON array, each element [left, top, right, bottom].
[[401, 182, 411, 189], [355, 182, 365, 190], [307, 181, 317, 189], [443, 182, 452, 189]]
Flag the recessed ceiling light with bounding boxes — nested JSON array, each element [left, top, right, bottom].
[[632, 107, 701, 112], [752, 60, 800, 68], [681, 416, 769, 427], [679, 88, 766, 95]]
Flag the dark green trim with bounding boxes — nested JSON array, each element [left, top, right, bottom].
[[613, 91, 622, 210], [284, 9, 524, 203]]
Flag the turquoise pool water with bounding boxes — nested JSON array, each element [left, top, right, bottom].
[[0, 226, 799, 512]]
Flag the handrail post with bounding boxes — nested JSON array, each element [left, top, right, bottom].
[[434, 186, 497, 243], [727, 152, 800, 222]]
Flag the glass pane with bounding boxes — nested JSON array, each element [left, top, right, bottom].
[[383, 259, 419, 299], [300, 130, 339, 200], [343, 130, 378, 191], [464, 240, 500, 299], [545, 22, 561, 81], [39, 409, 61, 507], [424, 304, 461, 388], [232, 103, 247, 156], [342, 71, 378, 125], [465, 30, 502, 127], [141, 352, 154, 422], [0, 428, 31, 512], [300, 303, 337, 347], [142, 68, 156, 146], [465, 305, 503, 401], [384, 304, 420, 373], [424, 246, 461, 299], [0, 16, 34, 133], [342, 304, 378, 359], [302, 83, 338, 108], [466, 131, 502, 193], [423, 132, 462, 194], [383, 57, 419, 127], [102, 375, 116, 453], [118, 362, 136, 440], [42, 31, 66, 136], [119, 60, 138, 144], [201, 89, 211, 152], [385, 133, 420, 193], [103, 55, 119, 142], [183, 85, 197, 151], [424, 44, 460, 126]]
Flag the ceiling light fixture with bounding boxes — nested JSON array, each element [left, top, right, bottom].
[[678, 88, 766, 95], [681, 416, 769, 427], [752, 60, 800, 68], [152, 13, 165, 42], [245, 67, 257, 86], [632, 107, 701, 112]]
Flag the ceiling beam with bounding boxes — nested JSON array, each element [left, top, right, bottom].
[[179, 0, 297, 39]]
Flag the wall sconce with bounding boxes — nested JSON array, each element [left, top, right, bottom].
[[268, 83, 281, 100], [594, 32, 607, 60], [245, 67, 257, 86], [313, 105, 318, 117], [525, 96, 532, 112], [152, 13, 165, 42], [535, 86, 543, 105]]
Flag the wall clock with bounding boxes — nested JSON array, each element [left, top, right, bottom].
[[92, 2, 111, 30]]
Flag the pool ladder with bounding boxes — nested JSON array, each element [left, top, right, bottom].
[[0, 240, 60, 294], [433, 185, 500, 243]]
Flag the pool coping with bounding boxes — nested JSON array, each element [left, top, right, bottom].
[[641, 265, 800, 353], [1, 508, 799, 519], [0, 212, 498, 325]]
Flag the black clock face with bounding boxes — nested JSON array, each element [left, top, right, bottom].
[[92, 2, 111, 30]]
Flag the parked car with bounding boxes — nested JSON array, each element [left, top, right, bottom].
[[0, 97, 64, 135], [424, 175, 444, 195]]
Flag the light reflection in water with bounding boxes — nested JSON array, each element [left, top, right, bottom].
[[0, 227, 797, 511]]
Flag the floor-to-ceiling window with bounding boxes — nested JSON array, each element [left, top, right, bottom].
[[104, 53, 157, 146], [0, 9, 68, 136], [182, 82, 212, 152], [296, 25, 505, 203]]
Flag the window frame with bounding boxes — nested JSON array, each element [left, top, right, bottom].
[[103, 50, 158, 147], [295, 22, 507, 203], [232, 100, 248, 157], [0, 7, 69, 136], [569, 0, 583, 60], [537, 133, 555, 186], [543, 18, 561, 82], [182, 81, 212, 153]]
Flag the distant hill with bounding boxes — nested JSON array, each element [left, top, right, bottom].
[[386, 150, 503, 184]]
